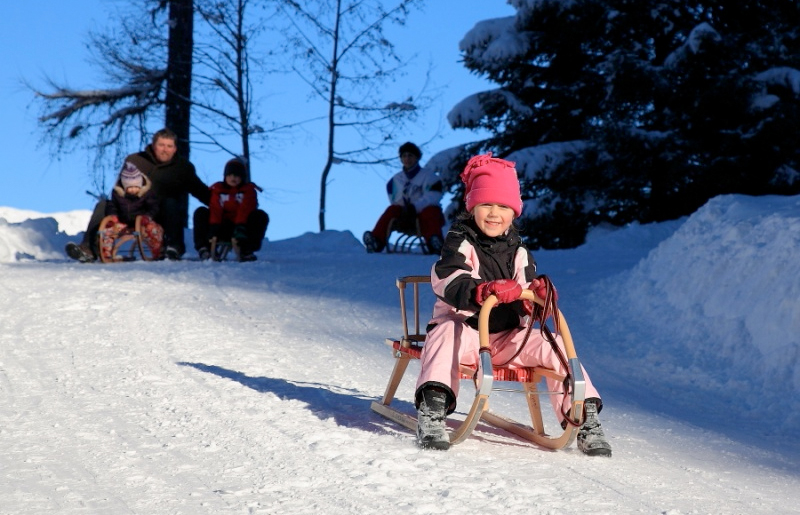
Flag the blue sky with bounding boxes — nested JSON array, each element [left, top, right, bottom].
[[1, 1, 514, 241]]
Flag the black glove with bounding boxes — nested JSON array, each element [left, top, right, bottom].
[[232, 225, 248, 241], [209, 224, 220, 239]]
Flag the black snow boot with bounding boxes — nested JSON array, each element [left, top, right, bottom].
[[362, 231, 380, 253], [416, 388, 450, 450], [65, 242, 95, 263], [577, 398, 612, 457]]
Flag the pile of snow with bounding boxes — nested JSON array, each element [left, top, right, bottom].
[[0, 207, 90, 262], [583, 195, 800, 438], [0, 206, 90, 236], [0, 194, 798, 513]]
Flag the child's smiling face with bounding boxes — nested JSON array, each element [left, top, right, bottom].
[[473, 203, 514, 237]]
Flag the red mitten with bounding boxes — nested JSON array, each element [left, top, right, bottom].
[[530, 276, 558, 302], [475, 279, 523, 305]]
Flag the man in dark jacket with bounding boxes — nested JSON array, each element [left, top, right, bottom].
[[66, 128, 211, 261]]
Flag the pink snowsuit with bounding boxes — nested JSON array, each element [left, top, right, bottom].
[[414, 219, 601, 423]]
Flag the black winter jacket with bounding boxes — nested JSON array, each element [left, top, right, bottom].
[[122, 146, 210, 227], [105, 176, 160, 226], [431, 218, 538, 333]]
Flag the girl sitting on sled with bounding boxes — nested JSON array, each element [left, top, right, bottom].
[[414, 152, 612, 456], [100, 163, 164, 261]]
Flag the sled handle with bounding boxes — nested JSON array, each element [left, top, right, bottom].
[[478, 290, 578, 360]]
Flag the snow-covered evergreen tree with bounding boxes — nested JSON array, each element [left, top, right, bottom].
[[429, 0, 800, 248]]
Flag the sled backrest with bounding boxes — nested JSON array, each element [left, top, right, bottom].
[[396, 275, 430, 348]]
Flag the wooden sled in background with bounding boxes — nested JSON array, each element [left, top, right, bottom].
[[370, 275, 586, 449], [209, 236, 241, 262], [385, 218, 431, 254], [97, 215, 159, 263]]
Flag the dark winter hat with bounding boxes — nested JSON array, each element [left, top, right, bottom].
[[460, 152, 523, 217], [398, 142, 422, 159], [120, 162, 144, 189], [224, 158, 247, 179]]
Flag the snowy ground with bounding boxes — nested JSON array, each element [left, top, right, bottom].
[[0, 195, 799, 514]]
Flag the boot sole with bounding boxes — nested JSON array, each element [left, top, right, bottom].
[[579, 445, 612, 457], [417, 438, 451, 451], [65, 243, 94, 263]]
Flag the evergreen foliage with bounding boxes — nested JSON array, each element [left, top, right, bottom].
[[440, 0, 800, 248]]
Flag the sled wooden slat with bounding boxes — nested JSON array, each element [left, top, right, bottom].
[[370, 275, 585, 450]]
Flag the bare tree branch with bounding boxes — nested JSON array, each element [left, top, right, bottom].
[[277, 0, 430, 231]]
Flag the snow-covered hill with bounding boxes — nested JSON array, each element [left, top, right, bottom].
[[0, 194, 798, 514]]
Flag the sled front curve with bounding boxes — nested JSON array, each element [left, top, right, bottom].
[[98, 215, 139, 263], [134, 215, 159, 261], [370, 276, 586, 450], [98, 215, 159, 262], [475, 292, 585, 449]]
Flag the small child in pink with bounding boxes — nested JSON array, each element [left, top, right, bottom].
[[414, 153, 611, 456]]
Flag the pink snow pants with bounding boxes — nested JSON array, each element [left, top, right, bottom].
[[415, 316, 600, 422]]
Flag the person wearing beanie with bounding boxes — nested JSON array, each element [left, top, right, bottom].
[[223, 158, 247, 181], [362, 141, 445, 254], [99, 162, 164, 261], [192, 157, 269, 262], [412, 152, 612, 457], [120, 163, 145, 190], [65, 128, 210, 262]]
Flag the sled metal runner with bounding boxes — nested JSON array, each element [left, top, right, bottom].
[[370, 275, 586, 449]]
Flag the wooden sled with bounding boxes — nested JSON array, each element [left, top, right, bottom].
[[209, 236, 241, 261], [370, 276, 586, 449], [385, 218, 431, 254], [97, 215, 159, 263]]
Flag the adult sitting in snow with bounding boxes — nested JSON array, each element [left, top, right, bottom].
[[65, 128, 210, 262], [362, 142, 445, 255]]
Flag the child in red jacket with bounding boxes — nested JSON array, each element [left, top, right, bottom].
[[193, 158, 269, 261]]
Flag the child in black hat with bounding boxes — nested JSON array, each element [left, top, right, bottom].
[[193, 158, 269, 261]]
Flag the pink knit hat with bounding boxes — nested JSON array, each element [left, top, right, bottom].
[[460, 152, 523, 217]]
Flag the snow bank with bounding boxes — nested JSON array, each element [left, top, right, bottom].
[[0, 207, 91, 236], [587, 194, 800, 433]]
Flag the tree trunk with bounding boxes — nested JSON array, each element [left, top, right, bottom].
[[318, 0, 342, 232], [235, 0, 251, 182], [165, 0, 194, 158]]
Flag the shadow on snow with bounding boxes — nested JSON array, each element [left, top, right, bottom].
[[177, 361, 409, 435]]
